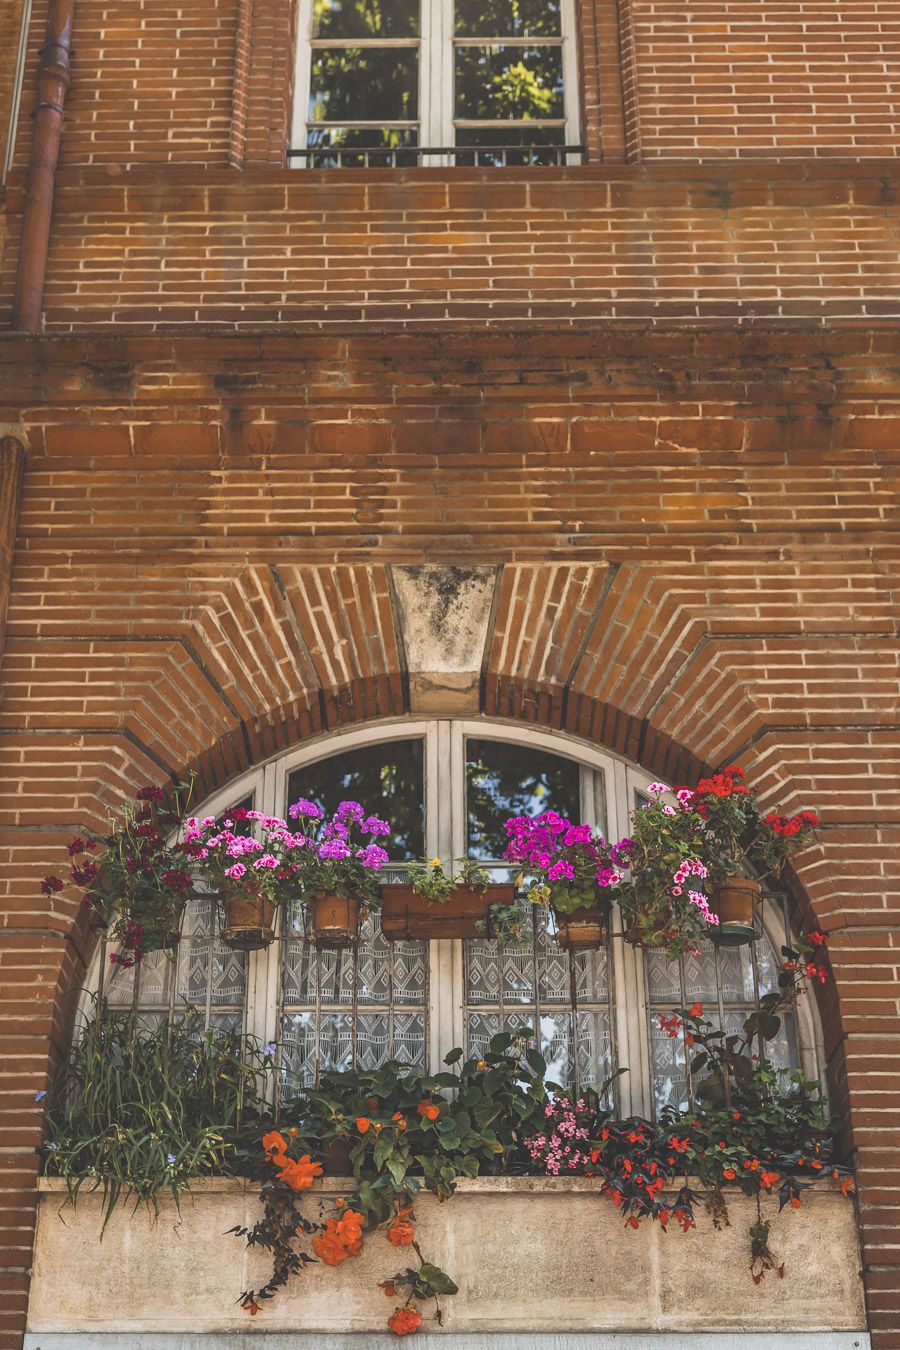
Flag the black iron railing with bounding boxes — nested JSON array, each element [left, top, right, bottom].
[[287, 144, 586, 169]]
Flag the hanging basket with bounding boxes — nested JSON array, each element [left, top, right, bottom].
[[553, 895, 611, 952], [220, 891, 278, 952], [309, 892, 362, 949], [708, 876, 761, 947], [380, 883, 516, 940]]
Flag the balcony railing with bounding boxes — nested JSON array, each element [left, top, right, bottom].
[[287, 144, 586, 169]]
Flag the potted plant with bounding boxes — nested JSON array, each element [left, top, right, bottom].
[[604, 782, 721, 960], [688, 765, 819, 945], [502, 812, 612, 951], [186, 806, 313, 952], [40, 783, 198, 967], [381, 857, 516, 940], [285, 798, 393, 948]]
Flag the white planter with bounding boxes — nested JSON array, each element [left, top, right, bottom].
[[28, 1177, 865, 1336]]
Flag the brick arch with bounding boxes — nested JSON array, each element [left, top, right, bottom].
[[7, 558, 882, 1345]]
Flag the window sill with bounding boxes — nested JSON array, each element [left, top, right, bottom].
[[30, 1176, 864, 1335]]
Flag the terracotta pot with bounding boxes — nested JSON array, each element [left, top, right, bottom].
[[553, 895, 611, 952], [380, 883, 516, 940], [310, 893, 361, 949], [321, 1137, 354, 1176], [708, 876, 760, 946], [220, 891, 277, 952], [622, 920, 668, 950]]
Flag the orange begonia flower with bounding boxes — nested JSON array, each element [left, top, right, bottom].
[[417, 1099, 440, 1121], [276, 1154, 323, 1192], [759, 1170, 780, 1189], [387, 1218, 415, 1247], [392, 1111, 408, 1131], [312, 1209, 365, 1265], [262, 1130, 288, 1160], [356, 1116, 371, 1133], [387, 1306, 422, 1336]]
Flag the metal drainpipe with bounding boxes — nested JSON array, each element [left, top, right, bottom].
[[11, 0, 74, 332]]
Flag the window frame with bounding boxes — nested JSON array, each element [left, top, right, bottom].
[[80, 717, 825, 1119], [290, 0, 582, 167]]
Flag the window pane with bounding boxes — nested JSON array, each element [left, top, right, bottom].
[[309, 47, 418, 124], [306, 126, 419, 168], [646, 925, 801, 1118], [455, 45, 563, 120], [465, 737, 580, 860], [313, 0, 420, 39], [455, 124, 565, 165], [287, 738, 424, 860], [455, 0, 561, 38]]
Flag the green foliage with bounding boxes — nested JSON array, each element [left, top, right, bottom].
[[477, 900, 532, 945], [406, 856, 492, 905], [42, 1004, 271, 1229]]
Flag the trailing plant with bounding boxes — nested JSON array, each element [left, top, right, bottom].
[[603, 781, 720, 959], [41, 1003, 273, 1229], [41, 782, 199, 967], [232, 1030, 547, 1331], [404, 856, 492, 904], [688, 764, 819, 885], [525, 931, 853, 1283]]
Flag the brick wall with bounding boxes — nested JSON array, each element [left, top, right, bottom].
[[1, 326, 899, 1344], [631, 0, 900, 160], [1, 162, 898, 331], [8, 0, 900, 176], [9, 0, 242, 172]]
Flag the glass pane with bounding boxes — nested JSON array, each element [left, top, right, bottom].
[[309, 48, 418, 124], [305, 126, 419, 168], [287, 738, 424, 860], [314, 0, 420, 39], [465, 738, 580, 859], [455, 45, 563, 120], [454, 123, 565, 166], [456, 0, 561, 37]]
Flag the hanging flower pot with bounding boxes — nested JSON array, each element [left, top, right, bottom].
[[140, 923, 183, 955], [381, 883, 516, 940], [553, 894, 611, 952], [220, 891, 277, 952], [310, 892, 362, 949], [708, 876, 760, 947]]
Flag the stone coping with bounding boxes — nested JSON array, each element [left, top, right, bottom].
[[36, 1172, 843, 1196]]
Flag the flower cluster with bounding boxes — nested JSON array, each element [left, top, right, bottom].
[[40, 782, 197, 967], [688, 765, 818, 884], [185, 798, 393, 915], [503, 812, 616, 916], [284, 799, 392, 909], [606, 782, 720, 960], [312, 1206, 365, 1265], [262, 1130, 324, 1193]]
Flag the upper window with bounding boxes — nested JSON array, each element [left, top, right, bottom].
[[92, 720, 823, 1122], [291, 0, 581, 167]]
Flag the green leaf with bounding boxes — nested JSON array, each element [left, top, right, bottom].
[[443, 1048, 463, 1066], [418, 1263, 459, 1296]]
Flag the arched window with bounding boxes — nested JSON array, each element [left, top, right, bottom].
[[290, 0, 582, 168], [97, 721, 823, 1118]]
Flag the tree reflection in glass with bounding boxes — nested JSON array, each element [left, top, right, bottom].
[[455, 0, 561, 37], [466, 739, 580, 861], [313, 0, 420, 39], [287, 740, 425, 861]]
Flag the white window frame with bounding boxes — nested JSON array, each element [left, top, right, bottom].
[[290, 0, 582, 166]]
